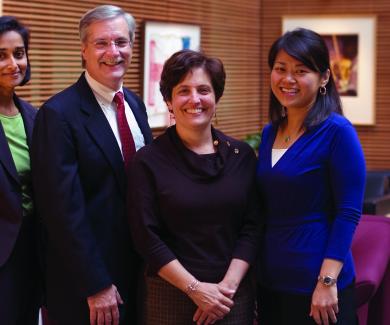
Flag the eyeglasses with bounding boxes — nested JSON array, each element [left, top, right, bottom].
[[91, 39, 131, 50]]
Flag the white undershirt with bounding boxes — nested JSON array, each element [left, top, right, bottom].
[[85, 71, 145, 156], [271, 148, 288, 167]]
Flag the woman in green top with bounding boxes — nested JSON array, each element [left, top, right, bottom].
[[0, 16, 41, 324]]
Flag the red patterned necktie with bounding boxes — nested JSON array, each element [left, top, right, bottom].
[[113, 91, 136, 166]]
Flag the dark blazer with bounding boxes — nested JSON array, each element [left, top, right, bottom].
[[0, 95, 36, 266], [0, 95, 41, 323], [31, 73, 153, 324]]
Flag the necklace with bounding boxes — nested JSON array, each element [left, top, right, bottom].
[[283, 128, 304, 144]]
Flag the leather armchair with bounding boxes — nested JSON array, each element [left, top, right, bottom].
[[352, 214, 390, 325]]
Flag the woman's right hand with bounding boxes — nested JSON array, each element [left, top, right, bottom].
[[190, 282, 234, 324]]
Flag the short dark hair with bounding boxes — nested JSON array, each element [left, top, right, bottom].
[[0, 16, 31, 86], [268, 28, 342, 128], [160, 49, 226, 103]]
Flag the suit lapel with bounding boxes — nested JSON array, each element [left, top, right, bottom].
[[77, 75, 126, 195], [15, 95, 35, 148], [123, 89, 153, 145], [0, 94, 35, 184], [0, 122, 19, 184]]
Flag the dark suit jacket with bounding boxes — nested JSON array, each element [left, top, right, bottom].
[[0, 95, 36, 267], [31, 73, 152, 324], [0, 95, 41, 322]]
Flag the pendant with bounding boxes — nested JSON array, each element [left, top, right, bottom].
[[284, 135, 291, 143]]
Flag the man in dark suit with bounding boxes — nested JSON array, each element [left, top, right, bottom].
[[31, 5, 152, 325]]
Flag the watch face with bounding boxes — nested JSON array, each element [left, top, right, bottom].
[[318, 275, 336, 286], [324, 277, 332, 285]]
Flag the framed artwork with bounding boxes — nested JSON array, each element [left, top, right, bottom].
[[142, 21, 201, 128], [282, 16, 376, 125]]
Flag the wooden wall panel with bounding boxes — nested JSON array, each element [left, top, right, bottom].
[[260, 0, 390, 170], [3, 0, 389, 168], [2, 0, 261, 140]]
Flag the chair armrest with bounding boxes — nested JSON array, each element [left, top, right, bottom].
[[352, 215, 390, 306], [363, 194, 390, 215]]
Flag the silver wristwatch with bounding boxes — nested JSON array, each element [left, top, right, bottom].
[[318, 275, 337, 286]]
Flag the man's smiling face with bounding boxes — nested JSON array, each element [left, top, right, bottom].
[[82, 16, 132, 90]]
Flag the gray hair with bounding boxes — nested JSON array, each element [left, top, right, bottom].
[[79, 5, 136, 46]]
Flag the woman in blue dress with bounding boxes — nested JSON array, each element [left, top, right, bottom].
[[256, 28, 365, 324]]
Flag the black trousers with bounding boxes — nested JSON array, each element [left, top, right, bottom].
[[257, 283, 358, 325], [0, 215, 41, 325]]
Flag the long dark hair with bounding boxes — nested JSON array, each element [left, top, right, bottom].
[[268, 28, 342, 128], [0, 16, 31, 85]]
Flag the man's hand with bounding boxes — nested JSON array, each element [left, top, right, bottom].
[[87, 284, 123, 325]]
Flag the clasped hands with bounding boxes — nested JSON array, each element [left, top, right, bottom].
[[189, 281, 236, 325]]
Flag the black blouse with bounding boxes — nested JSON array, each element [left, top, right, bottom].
[[128, 126, 260, 282]]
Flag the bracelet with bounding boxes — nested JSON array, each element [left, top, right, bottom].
[[186, 279, 200, 296]]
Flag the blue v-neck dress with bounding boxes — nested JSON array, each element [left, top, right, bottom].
[[256, 113, 365, 294]]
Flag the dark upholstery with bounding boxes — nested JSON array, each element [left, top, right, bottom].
[[363, 171, 390, 215], [352, 215, 390, 325]]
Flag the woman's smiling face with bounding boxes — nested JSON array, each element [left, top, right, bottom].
[[0, 31, 27, 91], [168, 67, 216, 132], [271, 50, 328, 111]]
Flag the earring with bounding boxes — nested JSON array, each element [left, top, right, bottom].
[[319, 86, 327, 96], [168, 109, 175, 127], [281, 106, 287, 117], [214, 111, 218, 126]]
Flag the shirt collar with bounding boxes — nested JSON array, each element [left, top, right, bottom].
[[85, 71, 124, 105]]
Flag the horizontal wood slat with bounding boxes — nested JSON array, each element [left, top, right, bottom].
[[3, 0, 388, 169], [3, 0, 261, 141]]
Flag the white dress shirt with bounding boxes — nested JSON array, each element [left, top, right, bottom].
[[85, 71, 145, 157]]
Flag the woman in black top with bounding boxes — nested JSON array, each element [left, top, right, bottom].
[[0, 16, 41, 324], [128, 49, 259, 325]]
